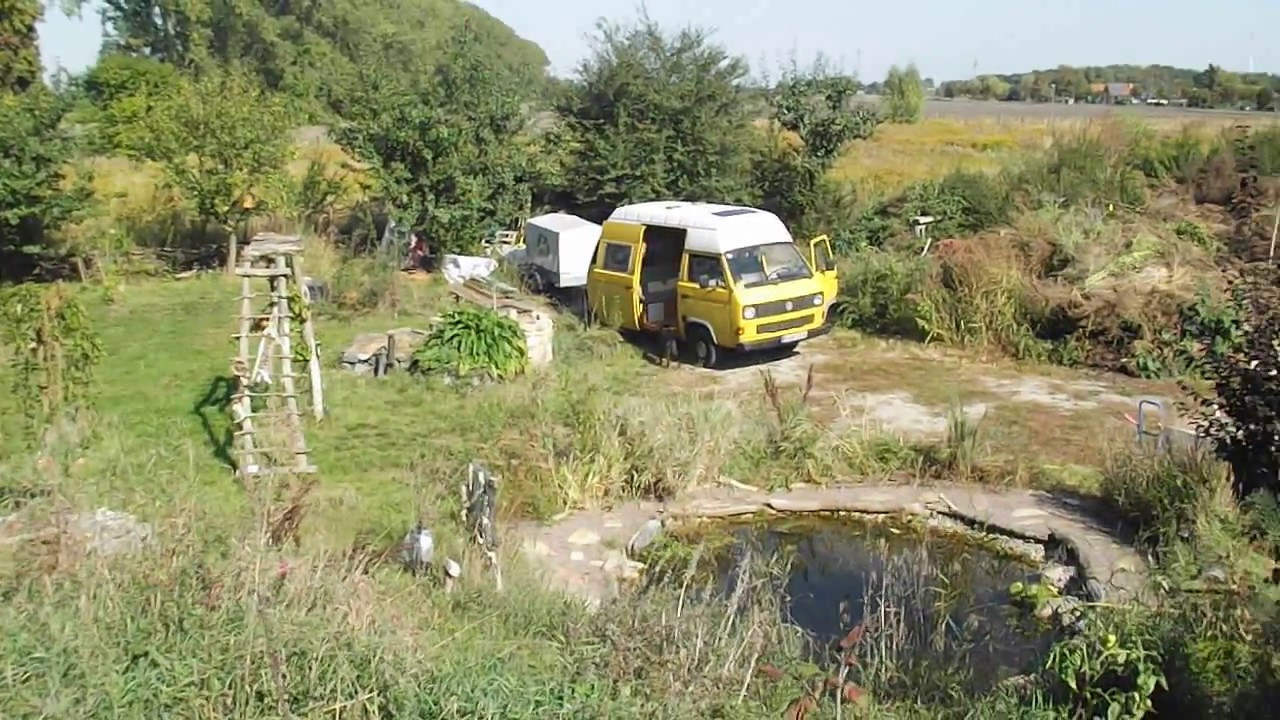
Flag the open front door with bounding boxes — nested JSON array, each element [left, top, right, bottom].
[[587, 238, 644, 331], [808, 235, 839, 313]]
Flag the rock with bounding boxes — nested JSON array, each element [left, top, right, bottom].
[[566, 529, 601, 546], [1200, 564, 1229, 584], [1038, 596, 1084, 628], [1085, 578, 1106, 602], [339, 328, 428, 372], [64, 508, 152, 556], [1040, 563, 1076, 591], [602, 550, 645, 580], [627, 519, 663, 556]]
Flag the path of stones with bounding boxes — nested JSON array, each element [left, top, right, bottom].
[[516, 482, 1147, 609]]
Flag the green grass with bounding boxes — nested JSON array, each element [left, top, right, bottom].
[[3, 265, 1278, 718]]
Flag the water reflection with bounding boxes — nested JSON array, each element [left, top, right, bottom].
[[675, 519, 1051, 698]]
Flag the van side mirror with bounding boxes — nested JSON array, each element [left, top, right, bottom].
[[697, 275, 717, 289]]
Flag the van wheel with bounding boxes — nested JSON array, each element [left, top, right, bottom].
[[687, 326, 719, 369]]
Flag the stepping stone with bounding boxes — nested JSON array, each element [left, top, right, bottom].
[[566, 529, 601, 545]]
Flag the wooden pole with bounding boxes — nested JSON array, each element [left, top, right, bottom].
[[1268, 205, 1279, 263], [236, 270, 259, 475], [273, 255, 310, 473], [289, 254, 325, 420]]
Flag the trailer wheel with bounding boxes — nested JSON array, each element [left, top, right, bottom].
[[687, 326, 719, 369]]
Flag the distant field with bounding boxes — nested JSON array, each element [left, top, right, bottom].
[[858, 96, 1279, 125]]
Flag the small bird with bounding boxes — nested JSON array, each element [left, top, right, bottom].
[[400, 522, 434, 576]]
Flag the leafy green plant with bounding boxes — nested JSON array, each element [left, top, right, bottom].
[[831, 249, 927, 338], [413, 306, 527, 381], [1173, 220, 1216, 252], [1046, 617, 1167, 720], [0, 283, 104, 438]]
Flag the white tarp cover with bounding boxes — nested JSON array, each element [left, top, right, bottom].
[[441, 254, 497, 285]]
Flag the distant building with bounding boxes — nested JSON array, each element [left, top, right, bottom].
[[1103, 83, 1135, 104]]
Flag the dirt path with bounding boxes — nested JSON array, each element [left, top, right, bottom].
[[515, 481, 1147, 609], [663, 333, 1178, 467]]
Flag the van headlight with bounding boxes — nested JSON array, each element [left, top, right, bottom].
[[811, 294, 823, 307], [742, 306, 757, 320]]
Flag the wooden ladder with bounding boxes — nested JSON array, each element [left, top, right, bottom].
[[231, 233, 324, 478]]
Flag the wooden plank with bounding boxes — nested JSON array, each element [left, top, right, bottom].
[[235, 267, 293, 278], [245, 233, 304, 257]]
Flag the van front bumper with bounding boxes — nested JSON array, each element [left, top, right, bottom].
[[735, 323, 829, 353]]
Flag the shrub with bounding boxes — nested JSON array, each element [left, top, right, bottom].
[[1126, 127, 1208, 184], [831, 249, 927, 338], [899, 171, 1013, 238], [1185, 266, 1280, 499], [912, 238, 1048, 358], [413, 306, 528, 381], [1021, 132, 1147, 209], [1100, 448, 1231, 546]]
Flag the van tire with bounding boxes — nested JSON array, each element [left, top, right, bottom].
[[687, 326, 719, 369]]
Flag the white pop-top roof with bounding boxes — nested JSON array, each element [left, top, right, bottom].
[[607, 201, 794, 255], [525, 212, 601, 234]]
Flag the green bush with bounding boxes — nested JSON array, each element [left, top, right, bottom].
[[1252, 125, 1280, 176], [1099, 448, 1229, 546], [413, 306, 528, 381], [1021, 133, 1147, 209], [900, 171, 1014, 238], [831, 250, 927, 338], [1126, 127, 1208, 184]]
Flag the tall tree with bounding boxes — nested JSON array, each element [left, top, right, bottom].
[[334, 23, 532, 255], [883, 64, 924, 124], [0, 0, 42, 93], [128, 69, 292, 271], [83, 0, 549, 116], [552, 16, 755, 221], [0, 90, 93, 280]]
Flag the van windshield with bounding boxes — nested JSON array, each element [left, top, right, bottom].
[[724, 243, 813, 287]]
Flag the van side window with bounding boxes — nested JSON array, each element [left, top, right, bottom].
[[686, 254, 726, 287], [813, 240, 834, 272], [601, 243, 633, 273]]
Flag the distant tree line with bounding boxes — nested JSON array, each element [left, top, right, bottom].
[[939, 63, 1280, 110]]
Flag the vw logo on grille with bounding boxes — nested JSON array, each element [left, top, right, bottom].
[[784, 301, 793, 311]]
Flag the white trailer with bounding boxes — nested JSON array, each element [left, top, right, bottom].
[[519, 212, 602, 291]]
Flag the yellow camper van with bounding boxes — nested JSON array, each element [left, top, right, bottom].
[[586, 201, 838, 368]]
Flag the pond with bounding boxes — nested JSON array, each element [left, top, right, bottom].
[[645, 517, 1054, 698]]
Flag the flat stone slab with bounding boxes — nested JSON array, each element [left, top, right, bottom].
[[516, 481, 1149, 607]]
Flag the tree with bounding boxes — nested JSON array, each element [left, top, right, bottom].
[[1188, 267, 1280, 500], [552, 16, 755, 221], [756, 60, 878, 234], [82, 53, 181, 154], [772, 60, 878, 161], [882, 64, 924, 124], [130, 70, 292, 271], [335, 24, 531, 255], [0, 90, 93, 281], [0, 0, 41, 93], [1258, 86, 1276, 112], [81, 0, 549, 117]]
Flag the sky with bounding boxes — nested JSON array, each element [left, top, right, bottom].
[[37, 0, 1280, 82]]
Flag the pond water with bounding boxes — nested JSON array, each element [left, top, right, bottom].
[[650, 518, 1053, 696]]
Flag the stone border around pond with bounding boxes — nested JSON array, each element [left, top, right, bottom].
[[517, 482, 1148, 609]]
